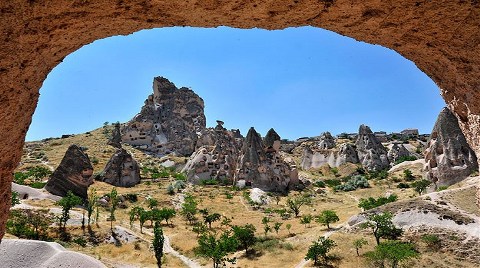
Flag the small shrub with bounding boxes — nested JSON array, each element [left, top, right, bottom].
[[394, 155, 417, 165], [201, 179, 219, 185], [166, 184, 176, 195], [334, 175, 369, 192], [436, 185, 449, 192], [324, 179, 342, 188], [73, 237, 87, 247], [421, 234, 441, 251], [29, 182, 47, 189], [313, 180, 325, 188], [397, 182, 410, 189], [358, 194, 398, 210]]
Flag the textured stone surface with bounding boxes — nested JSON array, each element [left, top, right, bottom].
[[121, 77, 205, 156], [424, 107, 478, 187], [45, 145, 94, 199], [356, 124, 390, 171], [182, 121, 242, 183], [107, 122, 122, 149], [264, 128, 281, 148], [387, 143, 411, 163], [2, 0, 480, 240], [100, 148, 141, 187], [236, 127, 299, 192]]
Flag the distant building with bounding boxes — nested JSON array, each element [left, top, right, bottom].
[[401, 128, 419, 138], [374, 131, 388, 142]]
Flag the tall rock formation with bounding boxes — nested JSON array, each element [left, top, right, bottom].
[[355, 124, 390, 171], [236, 127, 299, 192], [121, 77, 206, 156], [264, 128, 281, 148], [182, 120, 241, 183], [108, 122, 122, 149], [387, 143, 411, 163], [100, 149, 141, 187], [424, 107, 478, 187], [45, 145, 94, 199]]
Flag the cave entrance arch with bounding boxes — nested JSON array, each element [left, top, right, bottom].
[[1, 0, 480, 240]]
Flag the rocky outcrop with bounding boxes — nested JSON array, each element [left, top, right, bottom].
[[355, 125, 390, 171], [45, 145, 94, 199], [121, 77, 206, 156], [182, 121, 241, 183], [264, 128, 281, 148], [108, 122, 122, 149], [236, 128, 299, 192], [424, 107, 478, 187], [100, 149, 141, 187], [388, 143, 411, 163], [300, 131, 359, 170]]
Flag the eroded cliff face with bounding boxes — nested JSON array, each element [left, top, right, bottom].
[[1, 0, 480, 240]]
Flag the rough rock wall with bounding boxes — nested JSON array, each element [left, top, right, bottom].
[[100, 149, 141, 187], [424, 107, 478, 187], [45, 145, 94, 199], [182, 121, 242, 183], [355, 124, 390, 171], [236, 127, 299, 192], [2, 0, 480, 240], [121, 77, 205, 156]]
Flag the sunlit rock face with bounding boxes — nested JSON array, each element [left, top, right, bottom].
[[121, 77, 206, 156], [100, 148, 141, 187], [300, 132, 359, 169], [45, 145, 94, 199], [2, 0, 480, 241], [182, 120, 242, 184], [355, 124, 390, 171], [424, 107, 478, 187], [387, 143, 411, 163], [236, 127, 299, 192]]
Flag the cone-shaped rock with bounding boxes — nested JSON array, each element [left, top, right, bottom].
[[355, 124, 389, 171], [388, 143, 411, 163], [45, 145, 94, 199], [318, 132, 335, 150], [264, 128, 281, 148], [424, 107, 478, 187], [100, 149, 141, 187]]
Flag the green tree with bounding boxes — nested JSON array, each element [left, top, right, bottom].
[[353, 238, 368, 256], [365, 241, 419, 268], [300, 214, 313, 228], [273, 222, 283, 235], [148, 198, 159, 209], [109, 187, 119, 231], [181, 194, 198, 225], [56, 191, 83, 229], [361, 212, 403, 245], [402, 169, 414, 181], [232, 224, 256, 254], [286, 223, 292, 234], [196, 230, 238, 268], [305, 237, 337, 266], [286, 195, 311, 217], [139, 210, 148, 233], [86, 188, 98, 227], [7, 209, 54, 240], [315, 210, 340, 230], [411, 179, 432, 195], [159, 208, 176, 226], [358, 195, 398, 210], [153, 221, 165, 268], [11, 191, 20, 207], [129, 206, 145, 228]]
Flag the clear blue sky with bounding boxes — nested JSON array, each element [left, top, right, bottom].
[[26, 26, 445, 141]]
